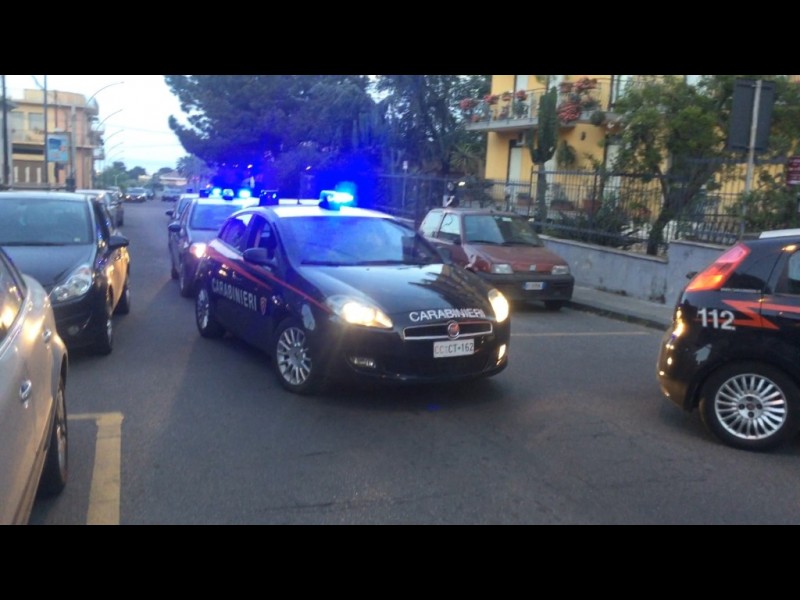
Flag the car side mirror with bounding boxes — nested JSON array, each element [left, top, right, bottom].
[[686, 271, 697, 279], [168, 222, 181, 233], [108, 234, 130, 250], [437, 245, 454, 264], [166, 210, 174, 218]]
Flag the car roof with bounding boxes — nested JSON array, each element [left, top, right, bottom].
[[267, 204, 394, 219], [759, 228, 800, 239], [0, 190, 92, 202], [436, 207, 522, 217]]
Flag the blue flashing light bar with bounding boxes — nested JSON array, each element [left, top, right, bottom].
[[319, 190, 355, 210]]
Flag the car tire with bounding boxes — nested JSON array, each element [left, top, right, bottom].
[[544, 300, 565, 311], [115, 276, 131, 315], [273, 318, 323, 395], [196, 284, 224, 338], [38, 374, 68, 497], [178, 259, 193, 298], [699, 361, 800, 452], [93, 288, 114, 355], [170, 256, 179, 280]]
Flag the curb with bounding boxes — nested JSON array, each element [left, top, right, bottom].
[[567, 299, 670, 331]]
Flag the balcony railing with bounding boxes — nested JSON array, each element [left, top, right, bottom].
[[463, 76, 627, 132]]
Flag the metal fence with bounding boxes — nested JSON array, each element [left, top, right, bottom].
[[372, 159, 795, 256]]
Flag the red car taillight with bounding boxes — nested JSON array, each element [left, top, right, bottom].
[[685, 243, 750, 292]]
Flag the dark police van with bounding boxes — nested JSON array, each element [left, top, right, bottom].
[[193, 191, 511, 394]]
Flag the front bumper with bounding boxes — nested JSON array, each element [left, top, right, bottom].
[[313, 317, 510, 385], [479, 272, 574, 304], [51, 287, 106, 349]]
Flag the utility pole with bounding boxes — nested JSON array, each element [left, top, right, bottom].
[[43, 75, 49, 186], [1, 75, 9, 188]]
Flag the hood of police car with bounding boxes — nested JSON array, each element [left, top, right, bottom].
[[300, 262, 496, 317]]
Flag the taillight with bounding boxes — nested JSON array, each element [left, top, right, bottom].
[[685, 243, 750, 292]]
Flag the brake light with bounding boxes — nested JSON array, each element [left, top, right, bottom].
[[685, 243, 750, 292]]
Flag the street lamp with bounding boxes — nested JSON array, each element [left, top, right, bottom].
[[69, 81, 124, 190], [86, 81, 124, 107], [95, 108, 123, 130]]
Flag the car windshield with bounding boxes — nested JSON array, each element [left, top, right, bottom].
[[190, 202, 249, 231], [0, 197, 92, 245], [463, 214, 544, 246], [279, 216, 442, 266]]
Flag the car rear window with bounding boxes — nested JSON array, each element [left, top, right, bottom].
[[0, 197, 92, 245], [190, 203, 247, 231]]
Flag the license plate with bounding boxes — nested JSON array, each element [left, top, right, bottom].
[[433, 339, 475, 358], [524, 281, 545, 291]]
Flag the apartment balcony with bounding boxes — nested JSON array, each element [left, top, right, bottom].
[[464, 78, 622, 134], [11, 128, 45, 143]]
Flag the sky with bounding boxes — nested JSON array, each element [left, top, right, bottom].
[[4, 75, 188, 175]]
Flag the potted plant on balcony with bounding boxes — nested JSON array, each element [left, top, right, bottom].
[[459, 97, 479, 120], [513, 90, 529, 118]]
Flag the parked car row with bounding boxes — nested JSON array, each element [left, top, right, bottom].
[[77, 189, 124, 227], [0, 187, 138, 523], [0, 246, 68, 525]]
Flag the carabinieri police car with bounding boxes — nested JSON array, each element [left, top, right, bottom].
[[193, 191, 511, 394]]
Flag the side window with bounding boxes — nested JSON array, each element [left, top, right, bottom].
[[783, 251, 800, 295], [93, 201, 112, 241], [419, 210, 443, 238], [219, 214, 251, 252], [0, 253, 25, 343], [249, 215, 277, 258], [438, 213, 462, 243]]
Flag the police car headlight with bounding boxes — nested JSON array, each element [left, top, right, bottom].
[[490, 263, 513, 274], [488, 288, 509, 323], [326, 295, 393, 329], [51, 264, 93, 303], [190, 242, 207, 258], [552, 265, 570, 275]]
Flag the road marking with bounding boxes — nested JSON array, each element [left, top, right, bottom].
[[512, 331, 653, 337], [70, 412, 124, 525]]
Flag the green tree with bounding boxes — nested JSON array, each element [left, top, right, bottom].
[[613, 75, 800, 255], [528, 86, 559, 223], [164, 75, 381, 193], [96, 161, 128, 189], [374, 75, 489, 175], [177, 154, 214, 189], [127, 166, 146, 181]]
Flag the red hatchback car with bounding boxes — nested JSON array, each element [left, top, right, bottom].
[[419, 207, 574, 310]]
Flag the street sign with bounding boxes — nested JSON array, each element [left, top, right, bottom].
[[727, 78, 775, 152], [788, 156, 800, 186], [47, 133, 69, 164]]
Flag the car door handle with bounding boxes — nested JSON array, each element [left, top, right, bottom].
[[19, 380, 32, 402], [42, 328, 53, 344]]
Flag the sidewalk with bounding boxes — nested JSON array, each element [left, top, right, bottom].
[[567, 286, 674, 330]]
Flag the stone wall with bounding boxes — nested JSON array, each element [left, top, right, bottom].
[[542, 236, 728, 305]]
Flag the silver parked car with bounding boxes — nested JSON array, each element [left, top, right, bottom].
[[0, 246, 68, 524], [77, 189, 125, 228]]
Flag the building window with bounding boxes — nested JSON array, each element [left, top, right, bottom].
[[10, 112, 24, 132], [24, 166, 30, 182], [28, 112, 44, 132]]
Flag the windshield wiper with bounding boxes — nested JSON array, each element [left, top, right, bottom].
[[0, 241, 67, 246], [466, 239, 501, 245], [502, 240, 540, 246], [301, 260, 342, 266]]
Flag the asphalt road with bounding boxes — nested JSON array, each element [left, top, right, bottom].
[[29, 200, 800, 525]]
